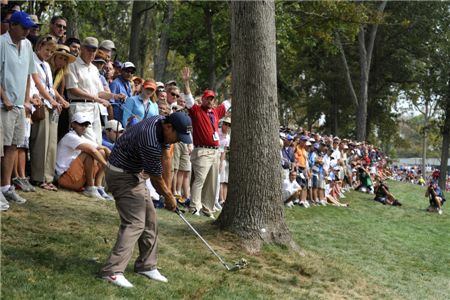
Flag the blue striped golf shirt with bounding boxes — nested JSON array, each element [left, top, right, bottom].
[[109, 115, 169, 176]]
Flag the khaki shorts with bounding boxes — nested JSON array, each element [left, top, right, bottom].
[[172, 142, 191, 172], [58, 155, 99, 191], [1, 107, 26, 147]]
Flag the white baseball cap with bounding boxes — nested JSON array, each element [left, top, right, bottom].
[[71, 112, 91, 124], [105, 120, 124, 132]]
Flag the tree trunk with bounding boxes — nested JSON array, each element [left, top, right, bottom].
[[129, 1, 147, 66], [154, 1, 174, 81], [137, 8, 153, 76], [330, 95, 338, 135], [439, 74, 450, 189], [62, 2, 79, 40], [422, 100, 429, 177], [204, 5, 216, 89], [218, 0, 296, 254]]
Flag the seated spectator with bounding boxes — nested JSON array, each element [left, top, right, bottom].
[[425, 170, 445, 214], [55, 113, 112, 200], [102, 120, 124, 150], [355, 164, 374, 194], [373, 178, 402, 206], [282, 170, 305, 208]]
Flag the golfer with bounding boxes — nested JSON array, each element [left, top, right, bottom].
[[100, 112, 192, 288]]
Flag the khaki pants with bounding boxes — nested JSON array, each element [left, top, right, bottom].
[[30, 108, 58, 183], [100, 168, 158, 276], [190, 148, 220, 213]]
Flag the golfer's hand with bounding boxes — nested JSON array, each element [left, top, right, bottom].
[[165, 196, 177, 211]]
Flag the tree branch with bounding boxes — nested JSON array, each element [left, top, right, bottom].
[[335, 32, 359, 107]]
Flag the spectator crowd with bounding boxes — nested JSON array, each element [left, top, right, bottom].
[[0, 5, 444, 217]]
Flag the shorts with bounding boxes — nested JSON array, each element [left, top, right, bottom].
[[219, 159, 229, 183], [58, 155, 99, 191], [172, 142, 191, 171], [17, 118, 31, 149], [1, 107, 26, 146], [296, 170, 307, 188]]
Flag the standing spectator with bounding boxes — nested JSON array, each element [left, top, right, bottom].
[[48, 16, 66, 44], [28, 35, 63, 191], [0, 11, 36, 204], [98, 39, 115, 61], [103, 61, 114, 85], [48, 44, 76, 141], [99, 113, 190, 288], [26, 15, 42, 46], [65, 37, 80, 57], [109, 61, 135, 122], [166, 85, 180, 106], [121, 80, 158, 127], [65, 37, 122, 145], [218, 117, 231, 207], [182, 67, 231, 218], [55, 112, 111, 199]]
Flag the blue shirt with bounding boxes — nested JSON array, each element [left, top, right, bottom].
[[102, 131, 115, 150], [0, 32, 36, 107], [122, 95, 159, 127], [109, 116, 169, 176], [109, 76, 132, 123]]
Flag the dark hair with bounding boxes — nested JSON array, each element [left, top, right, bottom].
[[65, 37, 80, 46], [50, 16, 67, 24]]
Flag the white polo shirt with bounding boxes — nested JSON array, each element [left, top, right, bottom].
[[0, 32, 36, 107], [65, 56, 103, 100]]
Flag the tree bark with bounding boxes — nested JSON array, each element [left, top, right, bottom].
[[218, 0, 296, 253], [62, 2, 79, 40], [154, 1, 174, 81]]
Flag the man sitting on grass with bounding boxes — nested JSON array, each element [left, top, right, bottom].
[[283, 170, 308, 208], [373, 178, 402, 206], [426, 170, 445, 215], [55, 112, 112, 200]]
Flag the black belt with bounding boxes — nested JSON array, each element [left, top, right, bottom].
[[196, 145, 218, 149], [70, 99, 95, 103]]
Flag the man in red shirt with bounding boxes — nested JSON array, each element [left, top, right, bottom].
[[182, 67, 231, 218]]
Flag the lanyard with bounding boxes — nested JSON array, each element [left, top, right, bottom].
[[40, 63, 50, 90], [207, 110, 216, 131]]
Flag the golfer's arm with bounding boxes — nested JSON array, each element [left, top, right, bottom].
[[162, 148, 172, 189]]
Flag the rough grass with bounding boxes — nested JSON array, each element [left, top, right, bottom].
[[1, 181, 449, 299]]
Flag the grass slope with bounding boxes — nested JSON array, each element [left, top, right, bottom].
[[1, 181, 449, 299]]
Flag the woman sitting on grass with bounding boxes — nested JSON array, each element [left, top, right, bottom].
[[373, 178, 402, 206]]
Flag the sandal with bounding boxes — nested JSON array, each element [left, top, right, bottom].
[[40, 182, 58, 191]]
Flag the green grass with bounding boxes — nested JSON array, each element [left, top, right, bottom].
[[1, 181, 449, 299]]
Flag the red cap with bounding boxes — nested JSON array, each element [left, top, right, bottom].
[[143, 80, 156, 90], [202, 89, 215, 99]]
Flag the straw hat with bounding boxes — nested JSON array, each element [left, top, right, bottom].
[[53, 45, 76, 64]]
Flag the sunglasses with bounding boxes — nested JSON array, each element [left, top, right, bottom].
[[223, 122, 231, 127], [171, 92, 180, 98], [123, 68, 135, 74], [55, 24, 67, 30]]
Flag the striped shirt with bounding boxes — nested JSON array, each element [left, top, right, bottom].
[[109, 115, 169, 176]]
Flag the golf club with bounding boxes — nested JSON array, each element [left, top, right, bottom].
[[175, 208, 246, 272]]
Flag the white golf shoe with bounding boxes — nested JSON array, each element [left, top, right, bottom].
[[102, 274, 133, 288], [137, 269, 168, 283]]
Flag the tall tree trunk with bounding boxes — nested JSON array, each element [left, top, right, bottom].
[[422, 100, 429, 177], [204, 5, 216, 89], [62, 2, 79, 39], [129, 1, 147, 67], [439, 74, 450, 189], [154, 1, 174, 81], [137, 8, 153, 76], [218, 0, 296, 253], [330, 94, 338, 135]]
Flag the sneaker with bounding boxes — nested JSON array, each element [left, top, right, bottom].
[[82, 186, 104, 199], [23, 178, 36, 192], [213, 202, 222, 212], [12, 177, 31, 192], [201, 209, 215, 219], [0, 192, 9, 211], [102, 274, 134, 288], [97, 187, 114, 201], [192, 209, 201, 216], [293, 199, 300, 205], [3, 186, 26, 204], [137, 269, 168, 283], [284, 201, 294, 208], [320, 200, 327, 206]]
